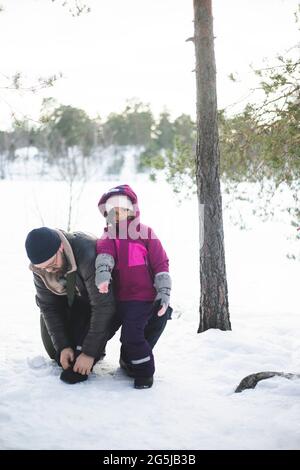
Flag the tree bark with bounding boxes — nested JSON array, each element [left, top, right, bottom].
[[193, 0, 231, 331], [235, 371, 300, 393]]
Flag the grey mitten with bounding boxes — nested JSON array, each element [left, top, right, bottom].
[[95, 253, 115, 287], [154, 272, 172, 307]]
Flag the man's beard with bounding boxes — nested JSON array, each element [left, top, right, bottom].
[[53, 253, 68, 276]]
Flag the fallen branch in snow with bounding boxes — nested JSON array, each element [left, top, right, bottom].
[[235, 371, 300, 393]]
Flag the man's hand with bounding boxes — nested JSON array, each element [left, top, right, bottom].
[[73, 353, 94, 375], [98, 281, 109, 293], [60, 347, 74, 370]]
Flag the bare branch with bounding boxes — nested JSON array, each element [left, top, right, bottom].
[[235, 371, 300, 393], [51, 0, 91, 16]]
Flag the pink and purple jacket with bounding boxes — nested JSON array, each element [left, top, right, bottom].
[[96, 184, 169, 302]]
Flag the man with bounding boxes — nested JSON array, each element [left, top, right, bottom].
[[25, 227, 116, 384], [25, 226, 172, 386]]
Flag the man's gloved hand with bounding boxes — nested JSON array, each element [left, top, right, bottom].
[[154, 272, 172, 317]]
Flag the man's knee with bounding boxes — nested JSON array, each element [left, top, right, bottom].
[[40, 314, 57, 360]]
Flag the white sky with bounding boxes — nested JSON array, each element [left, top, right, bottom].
[[0, 0, 299, 129]]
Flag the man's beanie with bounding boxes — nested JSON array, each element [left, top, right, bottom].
[[25, 227, 61, 264]]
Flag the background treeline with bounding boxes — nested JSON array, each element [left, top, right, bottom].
[[1, 62, 298, 187], [0, 99, 195, 164], [0, 43, 299, 216]]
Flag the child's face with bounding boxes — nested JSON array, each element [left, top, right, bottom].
[[110, 207, 129, 223]]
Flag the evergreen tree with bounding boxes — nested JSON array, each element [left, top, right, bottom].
[[42, 104, 96, 159], [155, 111, 175, 150]]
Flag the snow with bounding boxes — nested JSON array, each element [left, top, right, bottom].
[[0, 149, 300, 450]]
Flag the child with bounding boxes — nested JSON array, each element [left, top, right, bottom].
[[95, 184, 172, 389]]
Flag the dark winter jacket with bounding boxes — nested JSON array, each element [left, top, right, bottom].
[[31, 230, 116, 358]]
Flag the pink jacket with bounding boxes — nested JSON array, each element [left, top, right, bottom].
[[96, 185, 169, 301]]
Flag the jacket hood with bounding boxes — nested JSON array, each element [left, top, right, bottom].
[[98, 184, 140, 219]]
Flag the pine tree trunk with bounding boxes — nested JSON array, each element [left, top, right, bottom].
[[193, 0, 231, 332]]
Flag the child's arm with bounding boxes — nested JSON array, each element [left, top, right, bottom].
[[154, 272, 172, 316], [147, 228, 172, 316], [95, 236, 116, 293], [95, 253, 115, 293]]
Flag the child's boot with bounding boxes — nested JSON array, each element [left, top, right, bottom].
[[134, 376, 154, 389]]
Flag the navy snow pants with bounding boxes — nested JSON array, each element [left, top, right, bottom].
[[117, 301, 156, 378]]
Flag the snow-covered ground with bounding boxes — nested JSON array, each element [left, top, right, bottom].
[[0, 155, 300, 450]]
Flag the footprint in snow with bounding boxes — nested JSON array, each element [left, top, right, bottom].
[[27, 355, 48, 369]]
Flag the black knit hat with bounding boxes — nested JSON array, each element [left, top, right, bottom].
[[25, 227, 61, 265]]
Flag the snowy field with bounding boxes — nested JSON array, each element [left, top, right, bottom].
[[0, 156, 300, 450]]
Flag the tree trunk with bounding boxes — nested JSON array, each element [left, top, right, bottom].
[[193, 0, 231, 332]]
